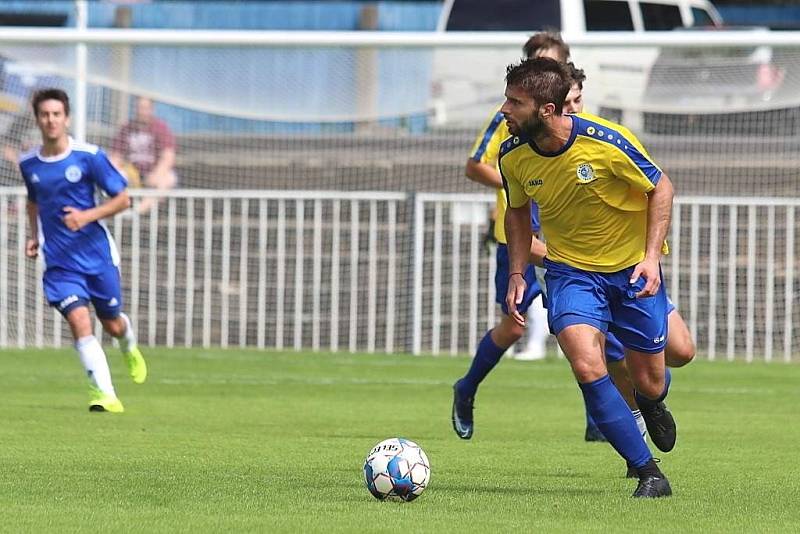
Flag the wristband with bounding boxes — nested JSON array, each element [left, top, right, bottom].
[[509, 272, 524, 279]]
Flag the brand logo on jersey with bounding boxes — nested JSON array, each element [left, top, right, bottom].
[[586, 126, 596, 135], [576, 163, 595, 183], [58, 294, 79, 311], [31, 173, 40, 183], [526, 178, 543, 187], [65, 165, 82, 183], [653, 334, 666, 344], [108, 297, 119, 307]]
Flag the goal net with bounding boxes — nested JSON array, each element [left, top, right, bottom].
[[0, 32, 797, 361]]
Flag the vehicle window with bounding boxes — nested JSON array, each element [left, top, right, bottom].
[[445, 0, 560, 31], [691, 7, 714, 27], [584, 0, 634, 31], [640, 3, 683, 31]]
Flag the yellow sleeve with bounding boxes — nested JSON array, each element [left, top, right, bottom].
[[469, 106, 505, 166], [499, 150, 528, 209], [610, 126, 662, 193]]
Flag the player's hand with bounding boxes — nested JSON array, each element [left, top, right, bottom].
[[630, 256, 661, 298], [506, 273, 527, 327], [62, 206, 89, 231], [25, 238, 39, 259]]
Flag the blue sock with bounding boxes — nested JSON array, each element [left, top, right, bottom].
[[635, 368, 672, 408], [579, 375, 652, 468], [458, 330, 507, 397]]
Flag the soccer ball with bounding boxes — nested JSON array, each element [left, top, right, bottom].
[[363, 438, 431, 502]]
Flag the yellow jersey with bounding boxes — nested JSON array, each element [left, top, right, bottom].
[[499, 112, 666, 273]]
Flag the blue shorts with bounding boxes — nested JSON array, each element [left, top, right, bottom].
[[544, 259, 668, 354], [496, 244, 541, 315], [43, 265, 123, 320], [605, 297, 676, 362]]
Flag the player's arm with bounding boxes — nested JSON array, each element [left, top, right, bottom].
[[62, 150, 132, 231], [505, 201, 532, 326], [610, 127, 673, 297], [25, 201, 39, 258], [466, 110, 505, 189], [62, 190, 130, 232], [632, 172, 673, 297], [499, 152, 532, 326], [465, 158, 503, 189], [21, 164, 40, 258]]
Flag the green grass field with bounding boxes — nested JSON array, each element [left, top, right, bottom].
[[2, 347, 799, 533]]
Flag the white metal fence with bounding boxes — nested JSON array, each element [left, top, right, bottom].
[[1, 187, 798, 361]]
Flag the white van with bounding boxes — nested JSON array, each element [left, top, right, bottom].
[[431, 0, 724, 128]]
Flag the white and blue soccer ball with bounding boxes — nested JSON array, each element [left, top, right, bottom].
[[363, 438, 431, 502]]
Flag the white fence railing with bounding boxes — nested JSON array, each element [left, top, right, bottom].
[[0, 188, 797, 362]]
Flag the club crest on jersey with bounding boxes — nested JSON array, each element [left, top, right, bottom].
[[576, 163, 595, 183], [65, 165, 82, 183]]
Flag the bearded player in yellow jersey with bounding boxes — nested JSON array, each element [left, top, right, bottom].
[[500, 58, 675, 498]]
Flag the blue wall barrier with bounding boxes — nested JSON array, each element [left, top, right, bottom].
[[0, 1, 442, 133], [0, 1, 441, 31]]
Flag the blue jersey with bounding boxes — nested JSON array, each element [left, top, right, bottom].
[[19, 139, 127, 274]]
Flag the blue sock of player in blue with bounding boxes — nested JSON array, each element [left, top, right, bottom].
[[457, 330, 506, 397], [579, 375, 653, 469]]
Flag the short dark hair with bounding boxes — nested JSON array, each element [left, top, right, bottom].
[[31, 88, 70, 117], [506, 58, 571, 115], [522, 31, 570, 61], [565, 62, 586, 90]]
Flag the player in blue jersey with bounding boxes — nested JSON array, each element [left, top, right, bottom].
[[452, 33, 568, 440], [500, 59, 676, 497], [20, 88, 147, 413]]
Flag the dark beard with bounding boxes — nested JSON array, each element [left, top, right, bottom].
[[520, 113, 546, 139]]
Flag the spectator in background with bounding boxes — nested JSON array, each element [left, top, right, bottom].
[[110, 96, 177, 214]]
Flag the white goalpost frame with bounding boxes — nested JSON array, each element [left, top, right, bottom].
[[1, 27, 800, 48]]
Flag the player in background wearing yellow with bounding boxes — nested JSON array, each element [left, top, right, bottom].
[[501, 58, 675, 497], [452, 33, 568, 440]]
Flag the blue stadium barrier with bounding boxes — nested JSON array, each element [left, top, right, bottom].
[[0, 1, 441, 133]]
